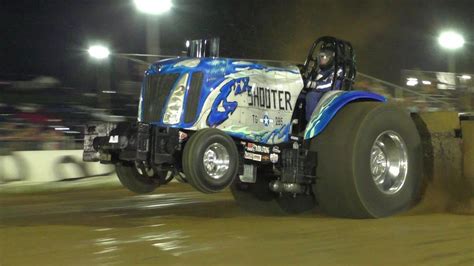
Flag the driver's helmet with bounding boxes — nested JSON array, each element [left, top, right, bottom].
[[318, 43, 336, 70]]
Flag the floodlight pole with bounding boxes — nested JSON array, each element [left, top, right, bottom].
[[146, 16, 160, 62], [95, 59, 111, 111], [133, 0, 173, 63], [448, 55, 456, 74]]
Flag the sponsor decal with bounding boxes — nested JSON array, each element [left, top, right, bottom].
[[270, 153, 279, 163], [262, 155, 270, 161], [252, 153, 262, 162], [244, 151, 262, 162], [272, 146, 281, 153], [109, 135, 119, 143], [245, 143, 270, 154], [293, 142, 299, 149], [244, 151, 253, 160], [290, 136, 299, 141], [246, 143, 255, 152]]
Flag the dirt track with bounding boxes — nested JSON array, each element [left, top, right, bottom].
[[1, 184, 473, 265]]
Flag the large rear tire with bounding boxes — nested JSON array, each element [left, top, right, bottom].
[[311, 102, 422, 218]]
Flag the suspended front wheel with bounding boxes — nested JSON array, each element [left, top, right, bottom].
[[182, 129, 239, 193], [311, 102, 423, 218], [115, 162, 168, 194]]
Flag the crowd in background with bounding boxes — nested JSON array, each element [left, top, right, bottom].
[[0, 103, 77, 152]]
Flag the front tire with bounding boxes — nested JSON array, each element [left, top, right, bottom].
[[311, 102, 422, 218], [182, 129, 239, 193], [115, 162, 162, 194]]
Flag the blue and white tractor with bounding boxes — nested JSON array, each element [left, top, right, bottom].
[[84, 37, 422, 218]]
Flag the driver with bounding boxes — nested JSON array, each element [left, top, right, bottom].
[[305, 43, 343, 120]]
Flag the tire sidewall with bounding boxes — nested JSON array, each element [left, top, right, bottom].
[[185, 129, 239, 192], [116, 163, 159, 194], [353, 106, 422, 217]]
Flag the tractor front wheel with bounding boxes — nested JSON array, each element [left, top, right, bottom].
[[183, 129, 240, 193]]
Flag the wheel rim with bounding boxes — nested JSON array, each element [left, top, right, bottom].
[[135, 162, 174, 180], [203, 143, 230, 179], [370, 130, 408, 195], [135, 162, 154, 177]]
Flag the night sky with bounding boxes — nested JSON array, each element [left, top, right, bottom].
[[1, 0, 473, 88]]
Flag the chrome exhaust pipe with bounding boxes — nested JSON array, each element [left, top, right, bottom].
[[269, 180, 305, 194]]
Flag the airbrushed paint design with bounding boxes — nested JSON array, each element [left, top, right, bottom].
[[304, 90, 386, 140], [140, 57, 385, 145], [140, 57, 303, 144], [223, 123, 291, 144], [206, 77, 250, 127]]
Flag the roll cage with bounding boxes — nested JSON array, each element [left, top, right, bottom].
[[301, 36, 357, 91]]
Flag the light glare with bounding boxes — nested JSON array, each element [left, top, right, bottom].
[[88, 45, 110, 59], [406, 79, 418, 87], [460, 75, 471, 80], [134, 0, 172, 15], [438, 31, 465, 50]]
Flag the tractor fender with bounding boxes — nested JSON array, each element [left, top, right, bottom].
[[303, 90, 386, 140]]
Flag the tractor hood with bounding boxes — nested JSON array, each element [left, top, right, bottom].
[[138, 57, 304, 143]]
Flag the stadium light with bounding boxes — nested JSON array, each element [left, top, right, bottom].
[[133, 0, 172, 15], [406, 78, 418, 87], [88, 45, 110, 60], [87, 44, 150, 65], [438, 31, 465, 50]]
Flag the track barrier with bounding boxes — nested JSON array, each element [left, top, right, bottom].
[[0, 150, 114, 184]]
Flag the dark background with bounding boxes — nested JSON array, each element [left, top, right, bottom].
[[1, 0, 473, 88]]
